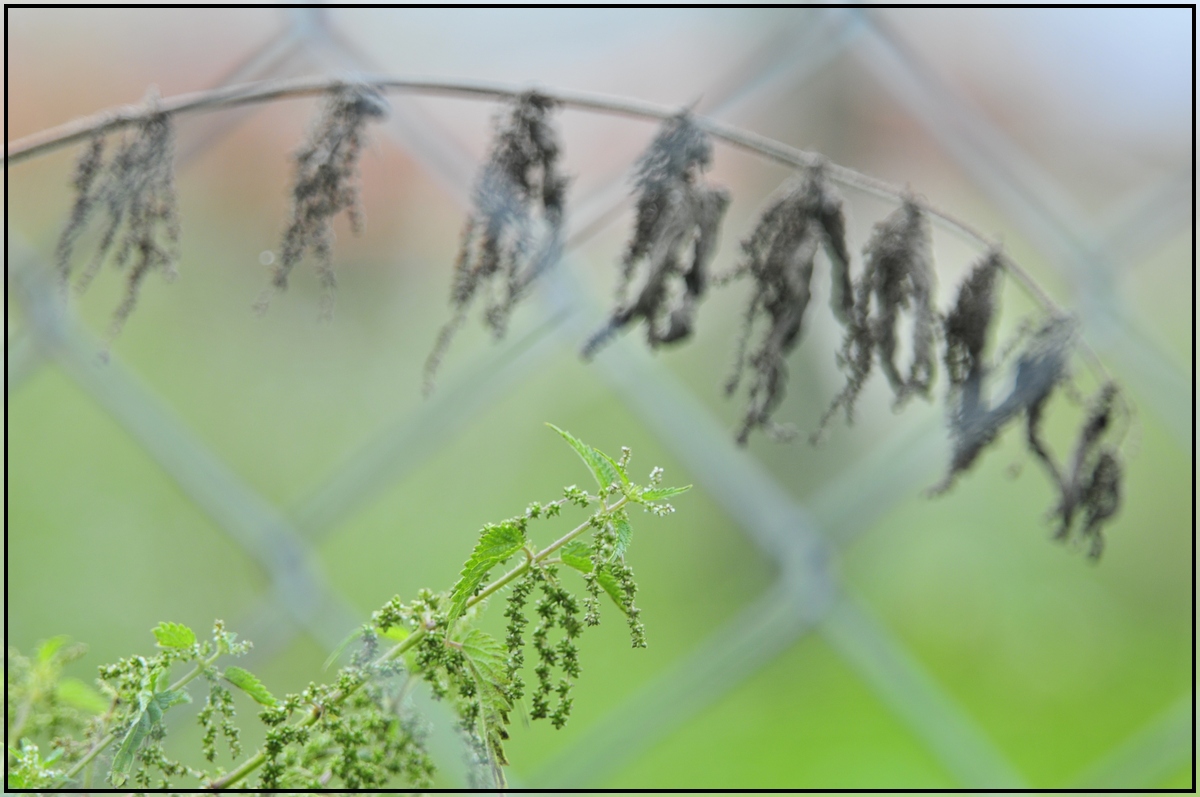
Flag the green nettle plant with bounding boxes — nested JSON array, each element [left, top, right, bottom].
[[7, 427, 688, 789], [8, 73, 1130, 787]]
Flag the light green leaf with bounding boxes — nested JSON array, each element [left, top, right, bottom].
[[547, 424, 621, 490], [56, 678, 108, 714], [324, 626, 364, 671], [36, 635, 69, 663], [110, 708, 150, 785], [459, 629, 512, 767], [596, 569, 630, 615], [610, 516, 633, 561], [381, 625, 410, 642], [597, 450, 631, 489], [152, 621, 197, 649], [110, 687, 189, 786], [459, 629, 508, 687], [558, 541, 630, 616], [448, 521, 526, 626], [224, 667, 277, 707], [559, 540, 593, 573], [639, 485, 691, 502]]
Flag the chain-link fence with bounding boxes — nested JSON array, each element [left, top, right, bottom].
[[7, 8, 1193, 788]]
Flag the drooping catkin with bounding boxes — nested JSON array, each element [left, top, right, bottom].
[[724, 162, 851, 444], [582, 112, 729, 359], [53, 87, 181, 341], [258, 83, 389, 319], [425, 91, 568, 393]]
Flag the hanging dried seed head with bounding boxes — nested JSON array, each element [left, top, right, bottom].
[[1045, 381, 1124, 559], [931, 314, 1124, 557], [257, 83, 388, 319], [932, 314, 1073, 495], [943, 248, 1003, 390], [425, 91, 568, 393], [53, 86, 181, 342], [582, 111, 729, 359], [724, 162, 852, 444], [817, 197, 937, 436]]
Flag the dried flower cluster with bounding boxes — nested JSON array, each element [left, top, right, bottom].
[[36, 81, 1125, 582], [54, 88, 180, 341], [931, 288, 1124, 556], [583, 112, 730, 358], [258, 83, 389, 319], [424, 91, 569, 392], [817, 196, 938, 436], [723, 162, 851, 443]]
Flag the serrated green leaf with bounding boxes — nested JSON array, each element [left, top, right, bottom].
[[109, 687, 190, 786], [559, 540, 593, 573], [596, 568, 629, 615], [152, 621, 196, 649], [459, 629, 512, 768], [611, 516, 633, 561], [224, 667, 277, 707], [639, 485, 691, 502], [597, 450, 630, 488], [36, 635, 69, 663], [448, 521, 526, 627], [110, 708, 151, 786], [547, 424, 621, 490], [459, 629, 508, 687], [56, 678, 108, 714]]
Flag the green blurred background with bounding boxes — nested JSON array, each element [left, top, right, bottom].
[[7, 8, 1193, 789]]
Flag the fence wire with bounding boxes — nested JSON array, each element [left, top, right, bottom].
[[6, 8, 1192, 789]]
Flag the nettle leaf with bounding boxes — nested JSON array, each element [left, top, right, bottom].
[[559, 540, 594, 573], [449, 521, 527, 626], [611, 515, 634, 561], [558, 541, 631, 615], [598, 450, 631, 489], [459, 629, 513, 766], [36, 635, 69, 662], [459, 629, 509, 687], [639, 485, 691, 503], [152, 621, 197, 649], [596, 570, 630, 616], [56, 677, 108, 714], [110, 687, 191, 786], [224, 666, 277, 707], [547, 423, 622, 490], [381, 625, 410, 642]]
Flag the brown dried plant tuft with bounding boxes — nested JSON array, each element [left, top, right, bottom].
[[930, 307, 1124, 557], [583, 112, 729, 359], [816, 196, 937, 437], [424, 91, 569, 393], [257, 83, 389, 319], [723, 162, 851, 444], [54, 88, 181, 342], [30, 78, 1129, 558]]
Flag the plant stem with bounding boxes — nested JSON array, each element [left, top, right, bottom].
[[206, 496, 626, 791], [3, 74, 1104, 372]]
